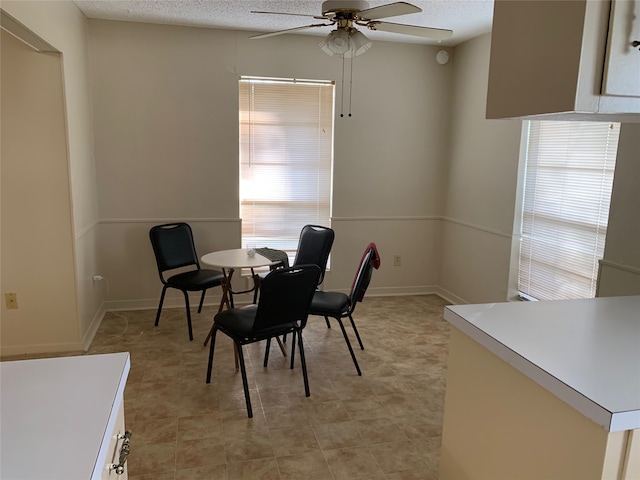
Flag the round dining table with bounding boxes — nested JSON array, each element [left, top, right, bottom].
[[200, 248, 283, 347]]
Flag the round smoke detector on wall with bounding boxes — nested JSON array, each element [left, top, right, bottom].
[[436, 50, 450, 65]]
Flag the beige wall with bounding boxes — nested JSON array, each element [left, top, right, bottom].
[[88, 19, 453, 309], [1, 1, 635, 355], [1, 0, 100, 354], [1, 30, 80, 353], [440, 34, 523, 304]]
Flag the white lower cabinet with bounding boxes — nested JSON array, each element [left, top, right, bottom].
[[102, 396, 129, 479], [440, 297, 640, 479], [0, 353, 130, 480]]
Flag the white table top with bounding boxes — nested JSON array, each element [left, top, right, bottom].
[[201, 248, 281, 270], [445, 296, 640, 432], [0, 352, 130, 480]]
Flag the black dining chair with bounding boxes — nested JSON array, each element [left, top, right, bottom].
[[252, 224, 335, 303], [308, 242, 381, 376], [149, 222, 225, 341], [206, 264, 321, 418], [293, 224, 335, 284]]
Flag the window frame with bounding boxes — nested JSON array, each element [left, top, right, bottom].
[[510, 120, 620, 302], [238, 76, 335, 262]]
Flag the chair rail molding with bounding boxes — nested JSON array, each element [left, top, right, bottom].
[[599, 258, 640, 275], [98, 217, 241, 224], [75, 220, 99, 240], [331, 216, 440, 222], [332, 215, 514, 240], [442, 216, 513, 239]]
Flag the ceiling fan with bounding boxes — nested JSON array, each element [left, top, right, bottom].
[[250, 1, 453, 57]]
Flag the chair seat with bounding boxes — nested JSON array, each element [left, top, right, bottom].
[[215, 305, 257, 336], [167, 268, 224, 290], [309, 290, 349, 317], [216, 304, 297, 339]]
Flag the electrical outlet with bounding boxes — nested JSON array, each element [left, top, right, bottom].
[[393, 255, 401, 267], [5, 293, 18, 309]]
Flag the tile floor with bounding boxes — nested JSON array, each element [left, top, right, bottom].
[[13, 294, 452, 480]]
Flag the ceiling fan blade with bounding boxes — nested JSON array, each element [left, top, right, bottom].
[[356, 2, 421, 21], [370, 21, 453, 40], [251, 11, 327, 20], [250, 23, 331, 40]]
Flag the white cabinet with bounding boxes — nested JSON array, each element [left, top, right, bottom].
[[0, 353, 130, 480], [486, 0, 640, 121], [602, 0, 640, 98], [440, 296, 640, 479], [101, 396, 129, 480]]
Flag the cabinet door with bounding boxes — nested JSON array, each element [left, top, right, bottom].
[[101, 399, 128, 480], [602, 0, 640, 97]]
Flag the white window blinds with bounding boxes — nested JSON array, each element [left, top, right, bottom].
[[518, 121, 619, 301], [239, 77, 334, 254]]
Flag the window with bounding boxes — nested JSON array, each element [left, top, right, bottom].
[[518, 121, 620, 301], [239, 76, 334, 258]]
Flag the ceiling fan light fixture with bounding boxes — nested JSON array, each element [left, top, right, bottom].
[[346, 30, 372, 57], [319, 28, 351, 56], [320, 28, 372, 58]]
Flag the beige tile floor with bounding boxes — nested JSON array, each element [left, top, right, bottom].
[[11, 294, 451, 480]]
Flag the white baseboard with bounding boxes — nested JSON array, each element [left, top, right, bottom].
[[433, 286, 467, 305], [82, 302, 107, 351], [104, 286, 464, 313], [0, 286, 463, 359], [0, 341, 84, 358], [105, 295, 239, 312]]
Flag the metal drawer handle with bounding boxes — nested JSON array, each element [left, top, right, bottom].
[[109, 431, 132, 475]]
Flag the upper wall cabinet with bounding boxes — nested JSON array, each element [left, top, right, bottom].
[[486, 0, 640, 121]]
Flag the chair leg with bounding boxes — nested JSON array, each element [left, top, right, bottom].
[[289, 331, 297, 369], [154, 286, 168, 326], [336, 318, 362, 376], [264, 338, 271, 367], [197, 289, 207, 313], [275, 337, 287, 356], [229, 290, 235, 309], [236, 343, 253, 418], [324, 316, 331, 329], [181, 290, 194, 341], [252, 274, 260, 304], [296, 330, 310, 397], [348, 314, 364, 350], [206, 327, 218, 383]]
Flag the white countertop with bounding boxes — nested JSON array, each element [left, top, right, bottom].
[[0, 352, 130, 480], [444, 296, 640, 432]]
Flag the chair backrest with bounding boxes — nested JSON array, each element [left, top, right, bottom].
[[253, 265, 321, 332], [348, 243, 381, 313], [149, 223, 200, 279], [293, 225, 335, 285]]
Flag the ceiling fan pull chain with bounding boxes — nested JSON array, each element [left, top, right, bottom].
[[348, 55, 354, 117], [340, 55, 346, 117]]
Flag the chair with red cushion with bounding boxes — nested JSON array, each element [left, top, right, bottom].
[[308, 243, 381, 376]]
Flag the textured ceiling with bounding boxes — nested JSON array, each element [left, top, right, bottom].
[[73, 0, 494, 47]]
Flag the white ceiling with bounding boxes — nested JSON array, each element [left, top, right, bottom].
[[73, 0, 494, 47]]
